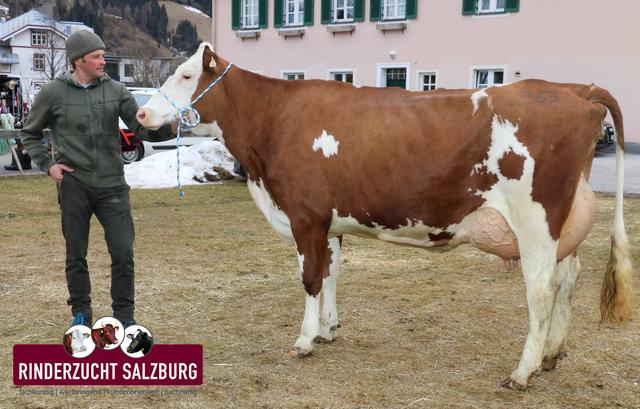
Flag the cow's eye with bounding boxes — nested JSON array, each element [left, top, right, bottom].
[[183, 74, 192, 80]]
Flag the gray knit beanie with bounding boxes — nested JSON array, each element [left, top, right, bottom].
[[66, 30, 106, 63]]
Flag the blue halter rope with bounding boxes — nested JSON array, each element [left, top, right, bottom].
[[157, 62, 234, 197]]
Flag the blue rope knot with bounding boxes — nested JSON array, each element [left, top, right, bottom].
[[176, 107, 201, 130]]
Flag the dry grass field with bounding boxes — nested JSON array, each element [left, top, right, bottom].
[[0, 175, 638, 408]]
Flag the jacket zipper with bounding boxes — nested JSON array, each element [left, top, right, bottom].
[[84, 88, 98, 185]]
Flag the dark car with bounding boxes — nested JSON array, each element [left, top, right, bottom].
[[596, 121, 615, 151]]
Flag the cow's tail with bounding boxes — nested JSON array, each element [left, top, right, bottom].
[[586, 86, 635, 324]]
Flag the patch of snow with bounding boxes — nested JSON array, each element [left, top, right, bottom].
[[125, 140, 236, 189], [184, 5, 210, 18]]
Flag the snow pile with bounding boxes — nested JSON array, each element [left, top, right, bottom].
[[124, 140, 237, 189], [184, 6, 210, 18]]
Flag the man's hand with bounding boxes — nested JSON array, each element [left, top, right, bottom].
[[48, 164, 74, 184]]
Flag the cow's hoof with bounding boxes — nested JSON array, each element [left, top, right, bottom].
[[315, 325, 337, 343], [501, 377, 529, 390], [542, 351, 567, 371], [288, 346, 312, 358], [314, 334, 334, 344]]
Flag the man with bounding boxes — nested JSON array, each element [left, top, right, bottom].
[[21, 30, 175, 328]]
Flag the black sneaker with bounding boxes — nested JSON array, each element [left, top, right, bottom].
[[71, 312, 91, 326]]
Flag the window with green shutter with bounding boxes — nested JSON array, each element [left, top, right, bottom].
[[321, 0, 364, 24], [277, 0, 314, 27], [372, 0, 417, 21], [233, 0, 268, 30], [463, 0, 519, 15]]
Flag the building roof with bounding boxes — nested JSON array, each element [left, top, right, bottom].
[[0, 9, 92, 41]]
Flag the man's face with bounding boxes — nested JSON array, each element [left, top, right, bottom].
[[75, 49, 105, 80]]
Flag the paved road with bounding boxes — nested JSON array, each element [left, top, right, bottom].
[[2, 143, 639, 194]]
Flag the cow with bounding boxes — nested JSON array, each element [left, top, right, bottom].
[[126, 329, 153, 355], [136, 43, 635, 389], [92, 323, 119, 349], [63, 328, 90, 356]]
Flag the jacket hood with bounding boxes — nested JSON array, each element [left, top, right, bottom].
[[57, 70, 111, 88]]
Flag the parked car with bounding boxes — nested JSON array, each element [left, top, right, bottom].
[[119, 87, 213, 164], [596, 121, 615, 151]]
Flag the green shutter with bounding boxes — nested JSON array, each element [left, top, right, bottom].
[[232, 0, 241, 30], [259, 0, 268, 28], [321, 0, 331, 24], [274, 0, 283, 27], [354, 0, 364, 21], [406, 0, 417, 19], [505, 0, 519, 13], [462, 0, 476, 15], [370, 0, 381, 21], [304, 0, 314, 26]]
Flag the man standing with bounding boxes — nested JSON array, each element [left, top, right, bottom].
[[21, 30, 174, 328]]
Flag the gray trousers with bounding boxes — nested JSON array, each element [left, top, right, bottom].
[[58, 174, 135, 323]]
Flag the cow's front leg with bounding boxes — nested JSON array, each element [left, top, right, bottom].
[[502, 233, 560, 390], [542, 254, 581, 371], [316, 236, 342, 343], [289, 222, 332, 357]]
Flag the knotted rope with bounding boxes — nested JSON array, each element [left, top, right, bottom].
[[157, 62, 234, 197]]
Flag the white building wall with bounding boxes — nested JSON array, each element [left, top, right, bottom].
[[213, 0, 640, 141]]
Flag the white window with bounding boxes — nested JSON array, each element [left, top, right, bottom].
[[383, 0, 406, 20], [31, 29, 47, 46], [330, 71, 354, 83], [242, 0, 259, 28], [283, 72, 305, 80], [478, 0, 505, 14], [333, 0, 354, 23], [33, 53, 45, 71], [124, 64, 135, 77], [474, 69, 504, 88], [285, 0, 304, 27], [419, 72, 437, 91]]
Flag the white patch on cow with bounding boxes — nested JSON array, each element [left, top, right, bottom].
[[471, 89, 493, 115], [247, 179, 294, 243], [470, 162, 485, 176], [319, 237, 341, 342], [329, 211, 445, 248], [297, 252, 305, 281], [191, 120, 224, 143], [71, 328, 87, 354], [312, 130, 340, 158], [467, 115, 559, 385], [294, 294, 320, 355], [139, 42, 212, 128]]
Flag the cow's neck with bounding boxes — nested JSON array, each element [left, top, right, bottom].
[[204, 66, 280, 182]]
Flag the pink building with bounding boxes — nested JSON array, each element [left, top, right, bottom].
[[212, 0, 639, 141]]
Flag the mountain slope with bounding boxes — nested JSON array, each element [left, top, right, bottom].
[[160, 0, 211, 44]]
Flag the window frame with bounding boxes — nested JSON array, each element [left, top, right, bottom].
[[284, 0, 305, 27], [281, 70, 306, 80], [478, 0, 505, 14], [333, 0, 355, 23], [417, 70, 438, 91], [382, 0, 406, 21], [124, 63, 135, 78], [376, 62, 411, 90], [31, 29, 47, 46], [328, 69, 355, 85], [242, 0, 260, 29], [33, 53, 45, 71], [470, 65, 507, 88]]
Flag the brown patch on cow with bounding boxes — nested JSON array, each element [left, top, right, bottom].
[[498, 149, 526, 180]]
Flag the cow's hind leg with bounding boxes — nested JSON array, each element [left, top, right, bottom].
[[316, 236, 342, 343], [542, 254, 581, 371], [289, 223, 332, 357], [502, 226, 561, 390]]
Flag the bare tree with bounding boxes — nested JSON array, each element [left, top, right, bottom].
[[131, 44, 168, 88], [36, 28, 67, 81]]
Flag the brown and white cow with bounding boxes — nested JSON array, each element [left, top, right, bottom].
[[137, 43, 635, 389]]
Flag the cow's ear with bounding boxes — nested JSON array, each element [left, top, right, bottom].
[[203, 45, 217, 72], [127, 334, 133, 339]]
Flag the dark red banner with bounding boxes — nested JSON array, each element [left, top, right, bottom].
[[13, 344, 203, 386]]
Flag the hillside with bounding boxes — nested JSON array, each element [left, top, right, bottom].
[[101, 11, 174, 58], [160, 0, 211, 44]]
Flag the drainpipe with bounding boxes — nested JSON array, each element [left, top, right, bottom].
[[211, 0, 216, 47]]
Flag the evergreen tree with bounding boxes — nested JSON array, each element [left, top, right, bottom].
[[173, 20, 199, 53]]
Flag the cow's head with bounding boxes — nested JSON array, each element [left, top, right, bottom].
[[102, 324, 119, 344], [71, 329, 90, 353], [137, 42, 227, 139], [126, 329, 150, 354]]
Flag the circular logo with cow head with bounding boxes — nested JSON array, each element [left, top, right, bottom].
[[91, 317, 124, 350], [121, 325, 154, 358], [63, 325, 95, 358]]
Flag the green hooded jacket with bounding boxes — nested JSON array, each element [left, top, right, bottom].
[[21, 71, 174, 187]]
